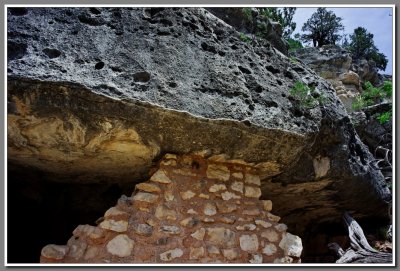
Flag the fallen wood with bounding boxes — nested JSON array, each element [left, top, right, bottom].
[[328, 212, 392, 263]]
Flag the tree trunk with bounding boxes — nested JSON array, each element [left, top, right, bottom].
[[328, 212, 392, 263]]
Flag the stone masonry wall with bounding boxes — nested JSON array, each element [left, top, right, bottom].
[[40, 154, 302, 264]]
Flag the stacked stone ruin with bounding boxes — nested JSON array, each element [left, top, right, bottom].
[[40, 154, 302, 263]]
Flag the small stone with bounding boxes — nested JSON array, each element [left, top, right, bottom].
[[146, 218, 157, 227], [73, 225, 104, 240], [239, 234, 259, 252], [180, 190, 196, 200], [133, 192, 159, 203], [84, 246, 99, 260], [244, 186, 262, 198], [245, 173, 261, 186], [262, 200, 273, 211], [230, 181, 244, 193], [222, 249, 238, 260], [207, 227, 236, 247], [159, 248, 183, 262], [209, 184, 227, 193], [279, 233, 303, 258], [155, 205, 177, 221], [218, 216, 236, 224], [255, 220, 272, 228], [104, 207, 128, 218], [99, 219, 128, 233], [161, 159, 177, 166], [267, 212, 281, 222], [243, 209, 260, 216], [173, 168, 196, 176], [204, 202, 217, 216], [261, 229, 279, 242], [136, 182, 161, 193], [221, 191, 240, 200], [117, 195, 132, 206], [191, 228, 206, 240], [275, 223, 288, 232], [216, 202, 237, 213], [138, 207, 150, 212], [238, 217, 253, 222], [164, 154, 177, 160], [198, 193, 210, 199], [181, 155, 193, 165], [236, 224, 256, 231], [132, 223, 153, 236], [180, 217, 200, 227], [274, 256, 293, 263], [41, 245, 69, 260], [150, 170, 172, 184], [156, 237, 170, 246], [160, 225, 181, 235], [202, 217, 215, 223], [189, 247, 205, 260], [207, 245, 220, 254], [187, 208, 198, 214], [68, 240, 87, 259], [232, 172, 243, 179], [164, 189, 174, 201], [206, 164, 230, 181], [106, 234, 134, 257], [249, 253, 263, 264], [262, 244, 277, 256]]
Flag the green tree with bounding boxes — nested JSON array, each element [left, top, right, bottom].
[[348, 27, 388, 71], [301, 8, 344, 47]]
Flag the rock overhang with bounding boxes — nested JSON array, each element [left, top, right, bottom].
[[7, 7, 391, 237]]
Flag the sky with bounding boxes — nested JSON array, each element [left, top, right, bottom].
[[292, 8, 393, 75]]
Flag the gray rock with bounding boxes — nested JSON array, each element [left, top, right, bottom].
[[206, 8, 288, 55], [106, 234, 134, 257], [207, 227, 236, 247], [279, 233, 303, 258], [159, 248, 183, 262], [249, 253, 263, 264], [262, 244, 277, 256], [41, 244, 69, 260], [132, 223, 153, 236], [239, 234, 259, 252], [160, 225, 181, 235], [7, 7, 390, 238]]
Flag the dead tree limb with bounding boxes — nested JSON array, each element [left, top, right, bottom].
[[328, 212, 392, 263]]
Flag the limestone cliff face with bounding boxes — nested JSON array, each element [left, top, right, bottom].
[[292, 45, 390, 111], [40, 154, 302, 263], [7, 7, 390, 263]]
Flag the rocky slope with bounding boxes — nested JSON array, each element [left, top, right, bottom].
[[7, 7, 391, 263], [292, 45, 391, 111]]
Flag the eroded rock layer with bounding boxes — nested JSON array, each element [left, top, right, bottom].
[[7, 7, 391, 262], [40, 154, 302, 263]]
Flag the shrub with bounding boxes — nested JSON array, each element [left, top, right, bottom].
[[352, 81, 392, 110], [289, 56, 299, 64], [287, 38, 303, 51], [239, 32, 252, 43], [377, 111, 391, 124], [289, 81, 326, 109]]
